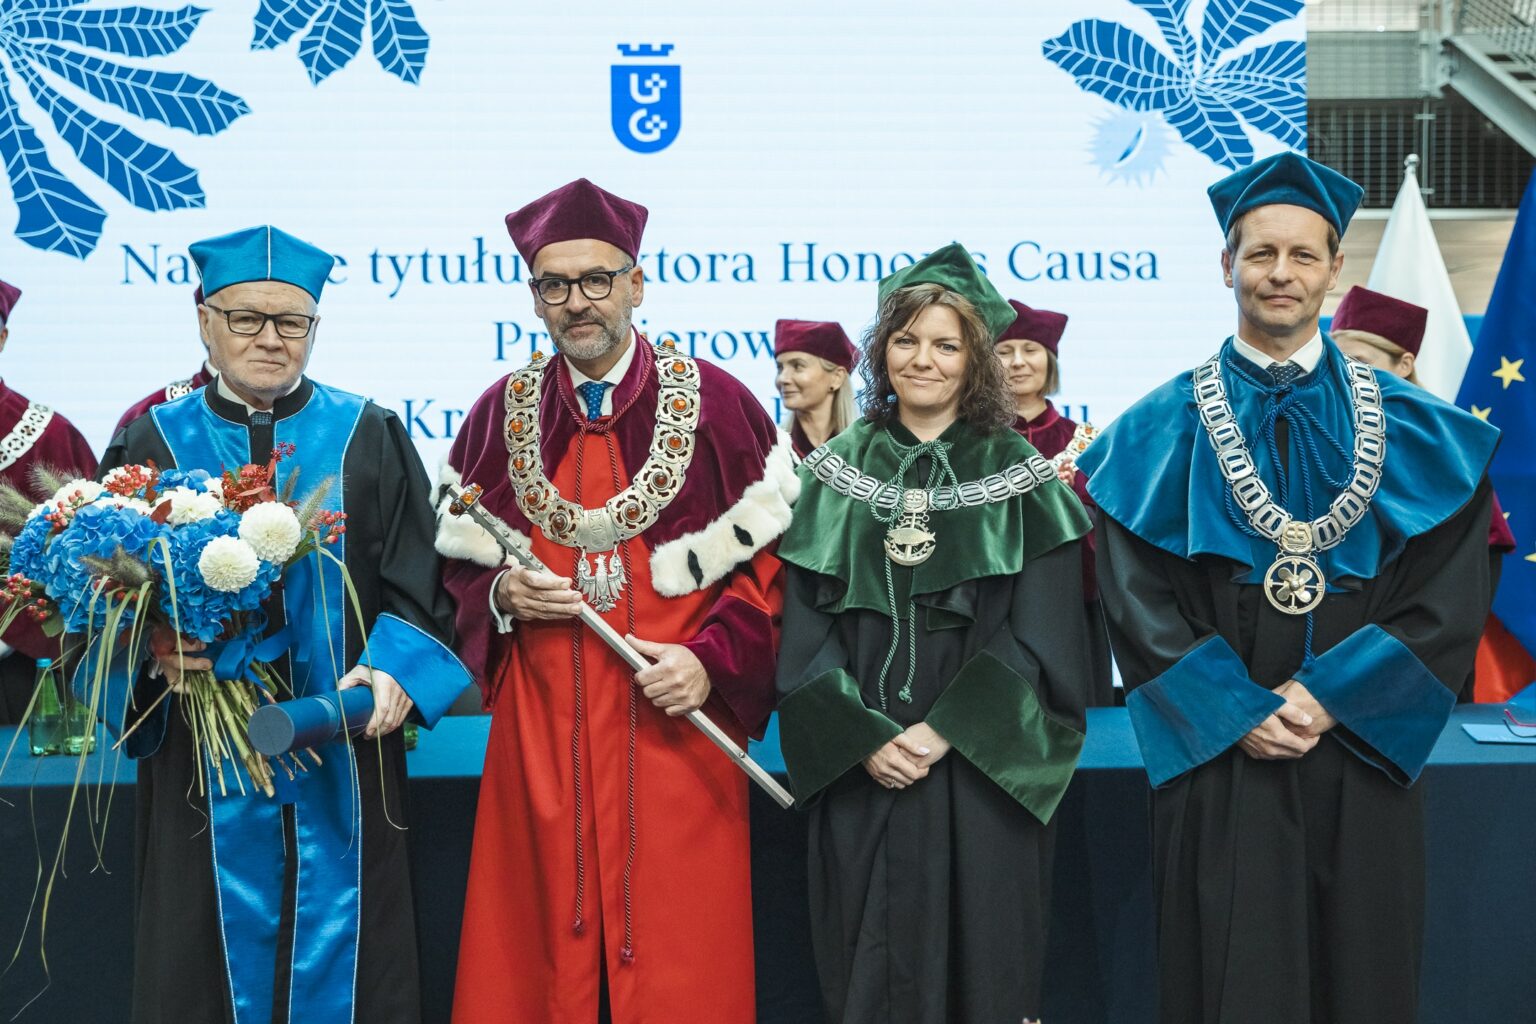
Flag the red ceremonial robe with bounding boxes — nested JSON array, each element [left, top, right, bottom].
[[437, 338, 795, 1024], [1472, 494, 1530, 702], [113, 364, 215, 435], [0, 381, 98, 721]]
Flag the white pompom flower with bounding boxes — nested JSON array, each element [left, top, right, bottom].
[[106, 497, 156, 516], [238, 502, 302, 563], [198, 536, 260, 592], [164, 486, 223, 525]]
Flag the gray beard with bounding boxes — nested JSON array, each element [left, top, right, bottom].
[[551, 311, 630, 362]]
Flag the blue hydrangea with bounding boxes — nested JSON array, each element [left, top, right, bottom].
[[8, 513, 54, 582], [153, 509, 282, 642], [47, 503, 168, 632]]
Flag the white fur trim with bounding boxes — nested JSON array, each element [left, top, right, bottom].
[[432, 459, 524, 569], [649, 431, 801, 597]]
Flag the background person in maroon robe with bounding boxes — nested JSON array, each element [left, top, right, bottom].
[[1331, 284, 1525, 701], [0, 278, 98, 722], [113, 285, 216, 435], [774, 318, 857, 457], [996, 299, 1115, 704]]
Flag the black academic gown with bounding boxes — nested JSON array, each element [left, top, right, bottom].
[[99, 378, 464, 1024], [1097, 477, 1494, 1024], [776, 540, 1092, 1024]]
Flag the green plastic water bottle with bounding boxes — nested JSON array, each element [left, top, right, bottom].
[[28, 658, 63, 757]]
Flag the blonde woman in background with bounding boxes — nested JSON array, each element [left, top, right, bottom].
[[996, 300, 1116, 705], [774, 318, 857, 457]]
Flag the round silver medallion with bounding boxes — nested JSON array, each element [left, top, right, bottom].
[[1263, 555, 1325, 615]]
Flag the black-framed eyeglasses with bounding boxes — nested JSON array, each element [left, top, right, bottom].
[[529, 267, 632, 306], [203, 302, 317, 340]]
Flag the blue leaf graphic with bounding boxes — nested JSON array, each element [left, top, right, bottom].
[[1128, 0, 1195, 68], [297, 0, 365, 85], [12, 59, 204, 211], [12, 5, 206, 59], [1042, 20, 1190, 113], [252, 0, 322, 51], [0, 73, 105, 257], [1164, 88, 1253, 169], [370, 0, 427, 84], [11, 0, 89, 13], [1200, 0, 1303, 67], [16, 38, 250, 135], [1203, 40, 1306, 149]]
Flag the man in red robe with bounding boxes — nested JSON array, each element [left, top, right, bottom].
[[113, 285, 217, 434], [437, 179, 795, 1023], [0, 278, 98, 721]]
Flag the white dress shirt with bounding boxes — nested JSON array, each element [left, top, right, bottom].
[[1231, 331, 1324, 375]]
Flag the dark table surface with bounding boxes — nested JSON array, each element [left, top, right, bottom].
[[2, 706, 1533, 1023]]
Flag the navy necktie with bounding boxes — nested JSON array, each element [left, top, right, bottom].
[[1267, 361, 1303, 386], [576, 380, 612, 421]]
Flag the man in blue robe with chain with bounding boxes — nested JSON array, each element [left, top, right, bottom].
[[98, 225, 471, 1023], [1079, 153, 1499, 1023]]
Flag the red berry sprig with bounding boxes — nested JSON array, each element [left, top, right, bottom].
[[104, 464, 158, 499], [311, 509, 348, 545]]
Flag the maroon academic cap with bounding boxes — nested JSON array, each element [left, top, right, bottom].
[[998, 300, 1068, 354], [505, 179, 648, 269], [1330, 285, 1428, 356], [774, 319, 858, 371], [0, 279, 19, 325]]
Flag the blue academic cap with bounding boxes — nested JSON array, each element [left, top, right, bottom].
[[189, 225, 335, 301], [1208, 152, 1364, 237]]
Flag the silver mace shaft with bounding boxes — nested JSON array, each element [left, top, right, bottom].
[[449, 484, 794, 810]]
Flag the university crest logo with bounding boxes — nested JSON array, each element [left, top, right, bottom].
[[611, 43, 680, 154]]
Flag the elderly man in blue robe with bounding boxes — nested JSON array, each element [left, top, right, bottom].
[[97, 225, 470, 1024]]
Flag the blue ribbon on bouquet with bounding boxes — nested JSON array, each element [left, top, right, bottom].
[[209, 627, 292, 686]]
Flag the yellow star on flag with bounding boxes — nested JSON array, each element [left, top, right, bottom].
[[1471, 405, 1492, 420], [1492, 357, 1526, 389], [1526, 547, 1536, 564]]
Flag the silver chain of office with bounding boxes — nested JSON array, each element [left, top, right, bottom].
[[801, 445, 1057, 566], [1191, 353, 1387, 614]]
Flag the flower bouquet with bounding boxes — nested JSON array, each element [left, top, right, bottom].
[[0, 446, 347, 798]]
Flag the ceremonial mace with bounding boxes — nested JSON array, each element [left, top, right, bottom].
[[450, 484, 794, 810]]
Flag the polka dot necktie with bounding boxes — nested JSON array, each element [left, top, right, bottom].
[[1267, 361, 1304, 386], [577, 380, 612, 421]]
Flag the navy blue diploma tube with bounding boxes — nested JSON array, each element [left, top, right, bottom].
[[246, 688, 375, 756]]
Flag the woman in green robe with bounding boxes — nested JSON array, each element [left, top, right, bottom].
[[775, 243, 1094, 1024]]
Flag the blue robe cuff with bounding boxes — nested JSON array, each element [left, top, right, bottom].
[[364, 612, 471, 728], [71, 637, 168, 759], [1127, 635, 1284, 787], [1294, 624, 1454, 786]]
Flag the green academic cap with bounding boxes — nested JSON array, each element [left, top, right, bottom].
[[876, 243, 1015, 341]]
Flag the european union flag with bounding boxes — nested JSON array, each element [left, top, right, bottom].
[[1457, 168, 1536, 676]]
